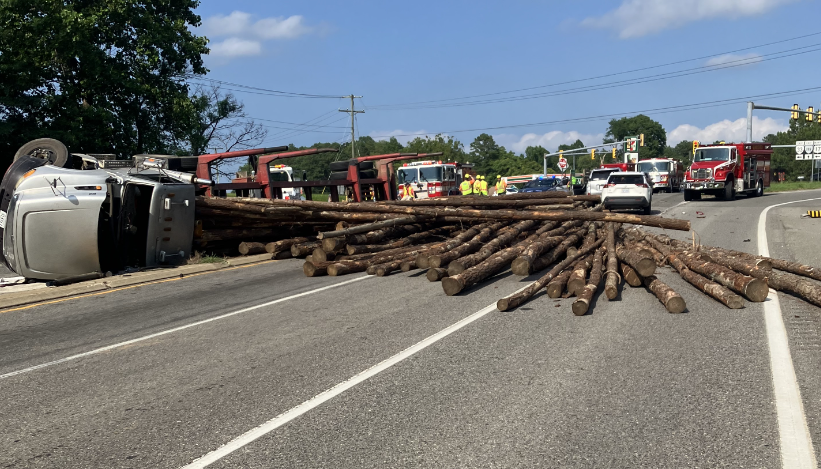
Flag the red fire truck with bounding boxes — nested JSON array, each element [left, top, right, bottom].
[[396, 160, 463, 198], [683, 142, 772, 201]]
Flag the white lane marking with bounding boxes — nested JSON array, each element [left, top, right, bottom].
[[660, 199, 687, 215], [182, 289, 528, 468], [758, 196, 821, 469], [0, 276, 371, 380]]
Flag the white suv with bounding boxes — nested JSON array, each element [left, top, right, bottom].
[[601, 171, 653, 215], [586, 168, 621, 196]]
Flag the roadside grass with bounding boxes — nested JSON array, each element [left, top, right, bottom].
[[188, 251, 225, 264], [766, 181, 821, 193]]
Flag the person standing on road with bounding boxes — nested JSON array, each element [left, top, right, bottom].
[[460, 177, 472, 195], [495, 175, 506, 196], [478, 176, 488, 196]]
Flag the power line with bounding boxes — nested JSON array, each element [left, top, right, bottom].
[[366, 31, 821, 109], [188, 76, 343, 99], [369, 85, 821, 139]]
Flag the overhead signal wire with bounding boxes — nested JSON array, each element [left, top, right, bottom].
[[370, 44, 821, 110], [366, 31, 821, 110], [369, 85, 821, 139], [187, 76, 342, 99]]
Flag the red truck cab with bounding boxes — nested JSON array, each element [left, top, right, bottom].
[[683, 142, 771, 201]]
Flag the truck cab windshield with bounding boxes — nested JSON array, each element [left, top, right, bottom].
[[637, 161, 670, 172], [695, 148, 730, 162]]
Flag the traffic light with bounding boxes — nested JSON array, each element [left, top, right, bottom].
[[807, 107, 815, 122], [792, 104, 800, 119], [639, 134, 645, 147], [692, 140, 699, 155], [612, 147, 617, 159], [591, 149, 596, 160]]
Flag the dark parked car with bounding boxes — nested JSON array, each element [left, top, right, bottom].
[[520, 176, 570, 194]]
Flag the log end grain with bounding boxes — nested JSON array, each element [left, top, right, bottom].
[[442, 277, 465, 296], [327, 263, 348, 277], [375, 266, 391, 277], [366, 265, 378, 275], [428, 255, 444, 269], [497, 298, 511, 312], [665, 296, 687, 314], [571, 298, 590, 316], [726, 294, 745, 309], [604, 284, 618, 300], [303, 261, 324, 277], [567, 278, 586, 297], [510, 257, 531, 276], [400, 260, 416, 272], [634, 258, 657, 278], [547, 282, 565, 299], [745, 278, 770, 302], [416, 253, 431, 269], [427, 268, 448, 282]]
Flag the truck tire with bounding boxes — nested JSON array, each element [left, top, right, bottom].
[[721, 180, 735, 200], [667, 182, 673, 193], [328, 171, 349, 181], [359, 161, 375, 170], [750, 179, 764, 197], [14, 138, 70, 168], [684, 190, 693, 201], [329, 160, 354, 172], [359, 169, 376, 179]]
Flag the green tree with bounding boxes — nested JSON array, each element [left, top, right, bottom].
[[469, 133, 503, 174], [604, 114, 667, 159], [524, 145, 547, 165], [403, 134, 467, 163], [0, 0, 209, 170], [764, 117, 821, 181], [663, 140, 694, 167]]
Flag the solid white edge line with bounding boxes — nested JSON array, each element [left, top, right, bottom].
[[0, 275, 372, 380], [758, 196, 821, 469], [181, 287, 529, 468]]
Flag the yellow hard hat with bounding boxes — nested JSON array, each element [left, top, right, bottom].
[[497, 175, 501, 178]]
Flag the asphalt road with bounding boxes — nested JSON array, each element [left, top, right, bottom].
[[2, 189, 821, 468]]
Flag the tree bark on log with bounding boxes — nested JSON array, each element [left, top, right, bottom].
[[604, 223, 621, 300], [510, 222, 577, 275], [676, 252, 769, 302], [496, 238, 605, 311], [669, 254, 744, 309], [273, 250, 293, 260], [525, 229, 587, 275], [572, 248, 606, 316], [291, 241, 320, 258], [316, 216, 430, 239], [321, 237, 347, 253], [415, 223, 494, 269], [447, 220, 538, 275], [621, 263, 643, 287], [567, 254, 595, 297], [266, 237, 311, 254], [400, 259, 417, 272], [643, 275, 687, 313], [238, 242, 267, 256], [232, 198, 691, 231], [547, 270, 573, 298], [428, 223, 505, 268], [373, 257, 414, 277], [427, 268, 449, 282], [615, 244, 656, 278]]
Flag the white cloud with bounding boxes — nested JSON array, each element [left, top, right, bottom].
[[668, 116, 787, 145], [202, 11, 315, 60], [495, 131, 605, 154], [209, 38, 262, 58], [705, 53, 762, 67], [582, 0, 799, 38]]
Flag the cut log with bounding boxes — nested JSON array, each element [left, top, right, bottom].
[[316, 216, 431, 239], [546, 270, 573, 298], [273, 250, 293, 260], [427, 268, 449, 282], [643, 275, 687, 313], [415, 223, 492, 269], [265, 237, 311, 254], [447, 220, 538, 275], [335, 221, 350, 231], [374, 257, 414, 277], [621, 263, 643, 287], [676, 252, 769, 302], [238, 242, 267, 256], [291, 241, 320, 258], [572, 247, 606, 316], [604, 223, 621, 300], [509, 222, 576, 275], [615, 244, 656, 278], [667, 254, 744, 309], [567, 254, 595, 297], [521, 228, 587, 275], [428, 223, 506, 268], [400, 259, 417, 272], [303, 261, 327, 277], [321, 237, 347, 252], [496, 238, 605, 311], [312, 247, 337, 263], [233, 197, 691, 231]]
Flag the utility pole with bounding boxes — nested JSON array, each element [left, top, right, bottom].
[[339, 95, 364, 159]]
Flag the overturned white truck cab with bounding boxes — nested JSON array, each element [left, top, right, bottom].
[[0, 139, 212, 281]]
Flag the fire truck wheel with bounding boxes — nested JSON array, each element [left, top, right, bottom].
[[752, 180, 763, 197], [684, 190, 692, 201], [14, 138, 70, 167], [667, 183, 673, 193], [721, 181, 735, 200]]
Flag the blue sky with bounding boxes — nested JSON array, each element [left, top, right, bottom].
[[193, 0, 821, 153]]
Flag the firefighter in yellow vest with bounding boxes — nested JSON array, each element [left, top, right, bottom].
[[400, 181, 416, 200], [460, 176, 472, 195], [495, 175, 506, 196]]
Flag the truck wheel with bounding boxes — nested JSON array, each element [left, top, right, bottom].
[[14, 138, 70, 168], [723, 181, 735, 200], [684, 190, 693, 201], [752, 179, 764, 197], [667, 183, 673, 193], [329, 160, 354, 172]]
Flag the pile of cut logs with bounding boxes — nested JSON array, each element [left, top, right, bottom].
[[194, 193, 821, 314]]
